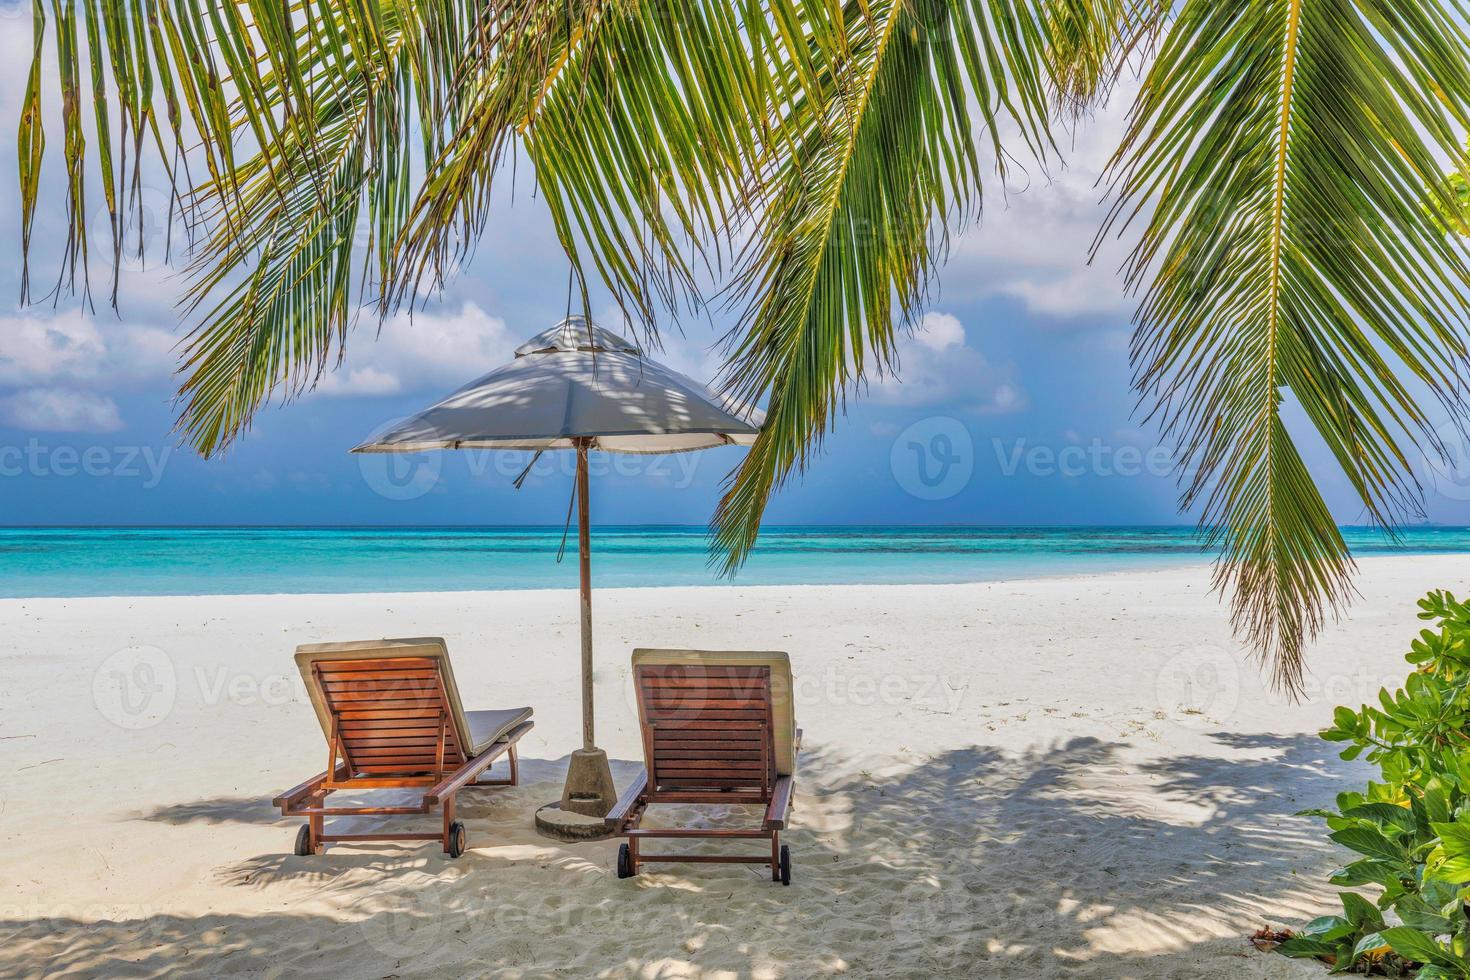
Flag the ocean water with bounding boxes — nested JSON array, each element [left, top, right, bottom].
[[2, 526, 1470, 599]]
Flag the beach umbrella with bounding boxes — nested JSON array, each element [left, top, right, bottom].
[[352, 315, 762, 827]]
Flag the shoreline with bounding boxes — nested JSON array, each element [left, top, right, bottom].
[[0, 559, 1219, 604]]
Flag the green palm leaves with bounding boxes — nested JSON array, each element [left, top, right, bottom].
[[713, 0, 1058, 569], [1102, 0, 1470, 691], [16, 0, 1470, 686]]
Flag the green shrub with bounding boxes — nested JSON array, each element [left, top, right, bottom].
[[1276, 590, 1470, 976]]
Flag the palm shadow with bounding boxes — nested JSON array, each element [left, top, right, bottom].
[[4, 733, 1357, 977]]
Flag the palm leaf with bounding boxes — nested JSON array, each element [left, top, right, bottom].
[[170, 0, 487, 454], [709, 0, 1083, 569], [1101, 0, 1470, 691]]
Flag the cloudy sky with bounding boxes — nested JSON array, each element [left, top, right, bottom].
[[2, 21, 1468, 529]]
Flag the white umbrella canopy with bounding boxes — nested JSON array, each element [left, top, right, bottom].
[[353, 316, 761, 455], [351, 315, 762, 825]]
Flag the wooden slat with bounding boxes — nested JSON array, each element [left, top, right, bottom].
[[317, 667, 440, 681], [765, 775, 795, 830], [313, 657, 438, 672], [638, 665, 768, 679], [605, 770, 650, 830], [329, 699, 441, 713], [321, 684, 440, 699], [656, 777, 763, 789], [349, 759, 441, 771], [645, 711, 767, 722], [336, 707, 444, 721], [645, 698, 766, 710], [659, 763, 763, 775], [660, 758, 764, 769], [353, 764, 444, 774], [643, 790, 767, 804], [322, 776, 436, 788], [653, 730, 761, 741], [641, 685, 764, 699], [642, 672, 764, 684], [344, 735, 456, 749], [338, 724, 442, 737], [657, 749, 763, 760], [348, 746, 444, 759], [650, 722, 764, 733], [343, 746, 446, 764]]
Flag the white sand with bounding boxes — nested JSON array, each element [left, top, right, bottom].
[[2, 555, 1465, 978]]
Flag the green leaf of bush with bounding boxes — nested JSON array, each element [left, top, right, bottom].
[[1330, 826, 1409, 864], [1381, 926, 1460, 969]]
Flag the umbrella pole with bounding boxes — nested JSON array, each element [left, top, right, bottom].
[[576, 441, 594, 751], [545, 438, 616, 831]]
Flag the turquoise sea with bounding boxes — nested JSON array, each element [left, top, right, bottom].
[[3, 525, 1470, 599]]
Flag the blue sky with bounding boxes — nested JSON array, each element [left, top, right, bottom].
[[3, 27, 1470, 529]]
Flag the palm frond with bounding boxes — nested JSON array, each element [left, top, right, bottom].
[[168, 0, 485, 454], [388, 0, 789, 332], [1102, 0, 1470, 692], [709, 0, 1071, 570], [1045, 0, 1164, 114]]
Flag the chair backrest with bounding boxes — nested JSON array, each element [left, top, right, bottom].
[[634, 653, 792, 799], [296, 639, 471, 779]]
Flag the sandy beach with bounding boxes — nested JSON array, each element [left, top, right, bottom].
[[2, 554, 1463, 978]]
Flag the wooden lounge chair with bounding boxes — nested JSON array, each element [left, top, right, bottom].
[[273, 638, 533, 858], [606, 649, 800, 885]]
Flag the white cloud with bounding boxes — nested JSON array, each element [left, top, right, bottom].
[[316, 302, 515, 397], [912, 311, 965, 352], [1, 388, 124, 432], [0, 312, 176, 387], [944, 86, 1140, 323], [869, 311, 1026, 413], [316, 365, 402, 397]]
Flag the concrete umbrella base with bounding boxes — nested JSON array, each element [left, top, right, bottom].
[[535, 747, 618, 842]]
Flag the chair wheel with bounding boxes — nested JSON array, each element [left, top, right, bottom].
[[616, 842, 635, 879], [779, 845, 791, 886], [293, 824, 313, 857], [447, 821, 467, 859]]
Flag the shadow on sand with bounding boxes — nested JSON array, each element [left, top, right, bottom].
[[1, 734, 1354, 978]]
